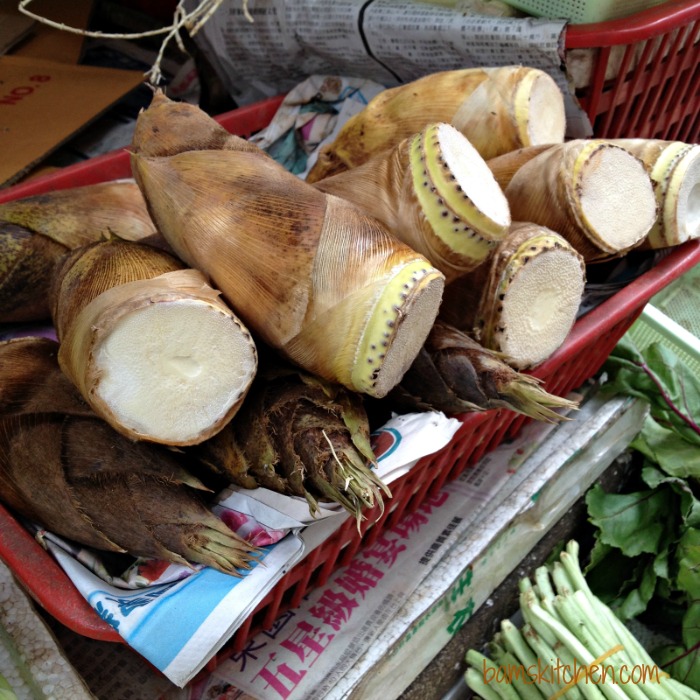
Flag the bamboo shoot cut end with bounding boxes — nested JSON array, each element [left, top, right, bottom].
[[436, 123, 511, 231], [93, 300, 257, 445], [520, 72, 566, 147], [496, 249, 585, 369], [672, 146, 700, 244], [576, 145, 657, 253], [353, 261, 445, 398]]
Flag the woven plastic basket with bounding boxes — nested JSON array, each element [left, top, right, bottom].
[[503, 0, 667, 23]]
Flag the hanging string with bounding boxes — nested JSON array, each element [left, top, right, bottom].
[[17, 0, 253, 85]]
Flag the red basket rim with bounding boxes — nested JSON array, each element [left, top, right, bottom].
[[565, 0, 700, 48]]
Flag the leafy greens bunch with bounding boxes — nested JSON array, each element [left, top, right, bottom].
[[585, 333, 700, 689]]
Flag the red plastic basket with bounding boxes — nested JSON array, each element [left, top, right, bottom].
[[0, 0, 699, 664], [566, 0, 700, 141]]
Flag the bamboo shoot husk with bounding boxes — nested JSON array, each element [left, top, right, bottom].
[[315, 122, 511, 282], [390, 320, 579, 421], [0, 336, 257, 574], [440, 222, 586, 369], [131, 89, 263, 158], [608, 139, 700, 248], [131, 148, 445, 399], [51, 239, 258, 446], [502, 140, 658, 261], [306, 66, 566, 183], [486, 144, 557, 190], [193, 361, 389, 522], [0, 181, 165, 323]]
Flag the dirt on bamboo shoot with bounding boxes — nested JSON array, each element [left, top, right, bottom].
[[0, 181, 164, 323], [315, 122, 511, 282], [131, 148, 445, 399], [306, 66, 566, 183], [0, 336, 257, 574], [51, 239, 258, 446], [501, 140, 658, 261], [440, 222, 586, 369]]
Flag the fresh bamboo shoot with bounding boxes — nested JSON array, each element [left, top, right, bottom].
[[0, 181, 164, 323], [486, 143, 556, 190], [390, 320, 579, 421], [440, 223, 586, 369], [502, 140, 658, 261], [51, 239, 258, 446], [306, 66, 566, 183], [608, 139, 700, 248], [0, 336, 257, 574], [131, 89, 263, 158], [192, 362, 388, 522], [131, 148, 445, 399], [315, 122, 511, 282]]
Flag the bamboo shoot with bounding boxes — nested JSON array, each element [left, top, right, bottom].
[[306, 66, 566, 183], [315, 122, 511, 282], [440, 222, 586, 369], [51, 239, 258, 446]]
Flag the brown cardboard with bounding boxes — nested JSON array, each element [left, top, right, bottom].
[[0, 0, 92, 64], [0, 13, 35, 56], [0, 54, 144, 187]]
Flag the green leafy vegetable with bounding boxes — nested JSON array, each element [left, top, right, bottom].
[[585, 334, 700, 690]]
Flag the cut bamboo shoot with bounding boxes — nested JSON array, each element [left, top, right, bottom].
[[131, 148, 445, 399], [503, 140, 658, 261], [306, 66, 566, 183], [609, 139, 700, 248], [51, 240, 258, 446], [315, 122, 511, 282], [440, 222, 586, 369]]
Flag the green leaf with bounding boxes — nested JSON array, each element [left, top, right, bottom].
[[654, 643, 700, 691], [633, 416, 700, 479], [615, 557, 658, 620], [585, 541, 647, 604], [606, 340, 700, 447], [643, 464, 700, 527], [677, 528, 700, 602], [585, 483, 676, 557], [683, 602, 700, 649], [0, 675, 16, 700]]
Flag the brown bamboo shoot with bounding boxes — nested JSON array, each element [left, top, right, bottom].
[[0, 336, 257, 574], [502, 140, 658, 261], [306, 66, 566, 183], [608, 139, 700, 248], [0, 181, 164, 323], [315, 122, 511, 282], [51, 239, 258, 446], [440, 222, 586, 369]]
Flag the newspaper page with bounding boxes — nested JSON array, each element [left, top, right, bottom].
[[191, 0, 591, 136]]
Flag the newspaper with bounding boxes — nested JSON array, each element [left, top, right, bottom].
[[191, 0, 592, 137]]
